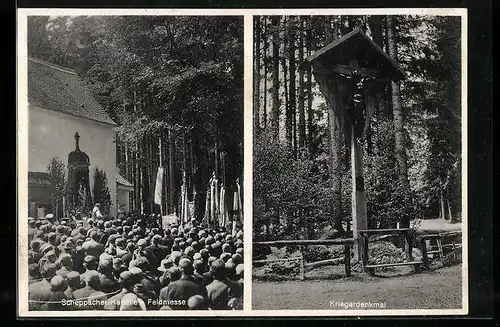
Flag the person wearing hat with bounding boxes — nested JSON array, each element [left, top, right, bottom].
[[146, 235, 168, 267], [114, 238, 127, 258], [96, 220, 109, 245], [72, 226, 87, 243], [65, 271, 82, 299], [187, 294, 207, 310], [104, 270, 135, 310], [29, 262, 57, 310], [222, 242, 232, 254], [82, 231, 104, 258], [28, 217, 37, 242], [80, 255, 98, 282], [73, 270, 104, 305], [164, 258, 208, 310], [119, 292, 146, 311], [29, 240, 44, 265], [98, 258, 120, 294], [29, 263, 41, 284], [169, 251, 183, 267], [39, 275, 71, 311], [193, 260, 208, 286], [45, 213, 55, 226], [231, 253, 243, 266], [203, 256, 217, 283], [112, 257, 126, 280], [184, 246, 196, 260], [161, 229, 173, 251], [38, 249, 57, 274], [157, 258, 172, 279], [205, 259, 242, 310], [130, 256, 160, 304], [56, 253, 74, 279], [225, 261, 237, 281], [121, 242, 136, 267], [158, 266, 182, 296], [72, 239, 86, 274], [220, 252, 232, 263], [132, 238, 158, 273]]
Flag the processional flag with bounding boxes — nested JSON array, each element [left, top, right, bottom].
[[154, 167, 164, 205]]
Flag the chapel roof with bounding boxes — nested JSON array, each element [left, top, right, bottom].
[[28, 57, 117, 126]]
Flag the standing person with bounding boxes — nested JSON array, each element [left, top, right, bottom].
[[92, 203, 104, 222]]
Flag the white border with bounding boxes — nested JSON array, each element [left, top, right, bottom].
[[17, 8, 468, 317]]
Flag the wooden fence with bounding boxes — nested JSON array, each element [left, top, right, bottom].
[[254, 238, 355, 280], [254, 230, 462, 279]]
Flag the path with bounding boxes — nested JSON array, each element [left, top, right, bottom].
[[252, 264, 463, 310]]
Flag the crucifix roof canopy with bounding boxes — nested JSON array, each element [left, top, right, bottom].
[[68, 132, 90, 167], [305, 28, 406, 82]]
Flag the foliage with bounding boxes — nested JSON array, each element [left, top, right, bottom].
[[253, 130, 333, 241], [92, 167, 112, 214], [47, 157, 66, 217], [365, 121, 418, 228]]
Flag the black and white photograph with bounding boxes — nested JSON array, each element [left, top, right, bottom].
[[20, 13, 244, 314], [17, 8, 473, 318], [252, 13, 467, 313]]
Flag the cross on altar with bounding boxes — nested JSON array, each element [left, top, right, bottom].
[[303, 28, 406, 262]]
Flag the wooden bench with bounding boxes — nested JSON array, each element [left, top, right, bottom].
[[364, 261, 422, 276]]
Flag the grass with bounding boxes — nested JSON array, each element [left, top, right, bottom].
[[252, 264, 463, 310]]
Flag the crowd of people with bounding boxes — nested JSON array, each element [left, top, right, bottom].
[[28, 211, 244, 311]]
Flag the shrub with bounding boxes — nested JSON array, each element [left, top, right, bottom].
[[93, 167, 112, 214]]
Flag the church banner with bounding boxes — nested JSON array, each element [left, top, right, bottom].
[[154, 167, 164, 205]]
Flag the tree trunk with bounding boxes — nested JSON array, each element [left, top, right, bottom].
[[271, 16, 280, 141], [440, 191, 446, 220], [263, 18, 268, 131], [386, 16, 410, 227], [306, 16, 313, 154], [366, 15, 384, 156], [254, 17, 261, 134], [288, 17, 296, 151], [325, 17, 344, 234], [297, 17, 306, 149], [281, 17, 290, 149], [168, 129, 175, 215], [447, 196, 453, 222]]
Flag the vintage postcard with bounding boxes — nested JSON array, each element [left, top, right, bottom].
[[17, 8, 467, 317]]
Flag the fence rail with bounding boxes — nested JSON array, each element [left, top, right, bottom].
[[254, 238, 354, 279], [254, 230, 462, 279]]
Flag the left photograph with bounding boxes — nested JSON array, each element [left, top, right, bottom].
[[23, 15, 244, 312]]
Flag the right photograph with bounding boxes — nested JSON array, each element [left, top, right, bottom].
[[252, 14, 465, 312]]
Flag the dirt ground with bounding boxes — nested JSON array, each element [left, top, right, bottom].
[[252, 264, 463, 310]]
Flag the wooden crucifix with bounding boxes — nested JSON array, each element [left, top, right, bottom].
[[304, 28, 406, 261]]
